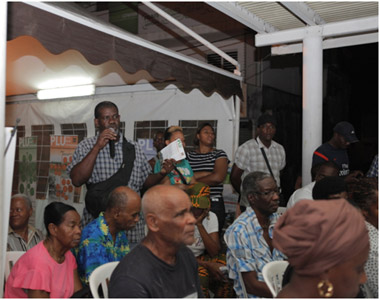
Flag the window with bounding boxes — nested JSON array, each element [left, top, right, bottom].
[[207, 51, 238, 73], [134, 120, 168, 140], [11, 126, 26, 195], [61, 123, 87, 142], [31, 125, 54, 199], [179, 120, 218, 152]]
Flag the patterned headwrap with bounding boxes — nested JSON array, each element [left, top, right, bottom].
[[273, 199, 369, 276], [186, 183, 210, 209]]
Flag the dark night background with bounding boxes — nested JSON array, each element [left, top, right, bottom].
[[249, 42, 378, 200]]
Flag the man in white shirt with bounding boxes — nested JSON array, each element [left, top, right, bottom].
[[231, 114, 286, 212], [287, 161, 339, 209]]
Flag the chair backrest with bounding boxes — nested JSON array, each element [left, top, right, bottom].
[[5, 251, 25, 281], [262, 260, 289, 297], [89, 261, 119, 298], [276, 206, 287, 217]]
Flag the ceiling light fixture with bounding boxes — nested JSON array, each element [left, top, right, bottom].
[[37, 84, 95, 100]]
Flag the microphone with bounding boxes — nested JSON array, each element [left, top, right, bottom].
[[109, 128, 115, 159]]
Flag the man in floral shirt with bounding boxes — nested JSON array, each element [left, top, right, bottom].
[[73, 186, 141, 285]]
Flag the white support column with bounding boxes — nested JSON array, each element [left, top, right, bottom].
[[232, 95, 241, 161], [302, 28, 323, 185], [0, 1, 7, 297]]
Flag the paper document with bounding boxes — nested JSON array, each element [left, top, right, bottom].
[[158, 138, 186, 162]]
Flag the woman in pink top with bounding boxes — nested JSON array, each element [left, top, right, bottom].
[[5, 202, 83, 298]]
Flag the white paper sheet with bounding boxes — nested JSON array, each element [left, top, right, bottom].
[[158, 138, 186, 162]]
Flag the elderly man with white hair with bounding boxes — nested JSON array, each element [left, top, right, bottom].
[[7, 194, 43, 251]]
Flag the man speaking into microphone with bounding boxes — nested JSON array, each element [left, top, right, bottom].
[[67, 101, 171, 247]]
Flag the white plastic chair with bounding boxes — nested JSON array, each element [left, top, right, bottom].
[[262, 260, 289, 297], [89, 261, 119, 298], [5, 251, 25, 281], [276, 206, 287, 217]]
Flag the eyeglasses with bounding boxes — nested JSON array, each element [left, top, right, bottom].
[[254, 188, 280, 198], [99, 114, 119, 121]]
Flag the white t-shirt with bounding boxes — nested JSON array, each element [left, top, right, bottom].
[[286, 181, 315, 209], [187, 211, 218, 257]]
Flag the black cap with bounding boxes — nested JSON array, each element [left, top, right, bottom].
[[257, 114, 277, 127], [333, 121, 358, 143]]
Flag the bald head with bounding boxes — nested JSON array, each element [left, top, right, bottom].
[[142, 185, 196, 247], [106, 186, 140, 211], [105, 186, 141, 233], [142, 185, 189, 217]]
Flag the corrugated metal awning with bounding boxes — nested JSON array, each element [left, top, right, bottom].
[[208, 2, 378, 55]]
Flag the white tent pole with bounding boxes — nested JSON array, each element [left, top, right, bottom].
[[302, 28, 323, 185], [144, 2, 241, 73], [0, 1, 8, 297], [232, 95, 241, 161]]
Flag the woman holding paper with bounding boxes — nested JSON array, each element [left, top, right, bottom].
[[154, 126, 196, 189]]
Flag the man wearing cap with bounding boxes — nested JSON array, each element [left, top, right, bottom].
[[312, 121, 362, 181], [231, 114, 286, 212]]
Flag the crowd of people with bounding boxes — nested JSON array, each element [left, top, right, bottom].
[[4, 101, 378, 298]]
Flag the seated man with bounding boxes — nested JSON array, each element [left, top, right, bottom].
[[7, 194, 43, 251], [74, 186, 141, 285], [286, 161, 339, 208], [312, 176, 348, 200], [224, 171, 286, 298], [186, 183, 235, 298], [109, 185, 203, 298]]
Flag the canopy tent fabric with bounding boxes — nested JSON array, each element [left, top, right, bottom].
[[7, 2, 243, 100]]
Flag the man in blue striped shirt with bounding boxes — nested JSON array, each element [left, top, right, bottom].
[[224, 171, 286, 298]]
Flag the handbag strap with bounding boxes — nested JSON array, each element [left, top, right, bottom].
[[85, 136, 135, 190], [256, 138, 276, 180], [260, 147, 275, 179], [120, 137, 135, 179], [173, 165, 188, 185]]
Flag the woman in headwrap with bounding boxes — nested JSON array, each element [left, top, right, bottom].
[[186, 182, 235, 298], [273, 199, 369, 298]]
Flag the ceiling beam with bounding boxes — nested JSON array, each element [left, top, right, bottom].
[[256, 16, 378, 46], [206, 2, 277, 33], [271, 32, 378, 55], [144, 2, 240, 72], [280, 2, 326, 26]]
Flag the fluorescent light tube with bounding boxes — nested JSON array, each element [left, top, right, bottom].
[[37, 84, 95, 100]]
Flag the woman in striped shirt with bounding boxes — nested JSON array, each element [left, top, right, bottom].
[[187, 123, 229, 231]]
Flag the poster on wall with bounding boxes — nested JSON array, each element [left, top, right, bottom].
[[18, 136, 38, 226], [48, 135, 81, 204], [137, 138, 156, 161], [18, 137, 38, 198]]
